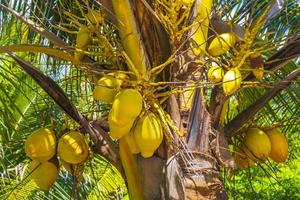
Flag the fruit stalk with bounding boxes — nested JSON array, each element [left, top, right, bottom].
[[219, 98, 229, 126], [119, 137, 144, 200], [112, 0, 148, 76]]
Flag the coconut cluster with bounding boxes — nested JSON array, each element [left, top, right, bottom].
[[234, 128, 288, 170], [206, 32, 265, 95], [74, 9, 103, 62], [93, 73, 163, 158], [205, 33, 242, 95], [25, 128, 89, 190]]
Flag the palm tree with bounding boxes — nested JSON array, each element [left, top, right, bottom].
[[0, 0, 299, 199]]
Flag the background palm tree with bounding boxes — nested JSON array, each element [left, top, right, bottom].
[[0, 0, 299, 199]]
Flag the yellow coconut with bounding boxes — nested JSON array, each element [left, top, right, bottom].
[[222, 68, 242, 95], [25, 128, 57, 162], [234, 145, 255, 169], [76, 26, 90, 48], [109, 113, 134, 140], [266, 128, 288, 163], [111, 89, 143, 119], [57, 131, 89, 164], [93, 75, 120, 103], [243, 128, 271, 162], [109, 106, 131, 126], [208, 32, 236, 57], [28, 160, 59, 190], [124, 133, 140, 154], [134, 113, 163, 158], [207, 66, 224, 83], [74, 25, 90, 62], [93, 73, 128, 103]]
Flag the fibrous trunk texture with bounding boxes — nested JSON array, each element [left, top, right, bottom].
[[136, 90, 228, 200], [182, 90, 227, 200]]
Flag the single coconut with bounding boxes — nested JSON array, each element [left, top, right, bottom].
[[222, 68, 242, 95], [243, 128, 271, 162], [93, 75, 120, 103], [111, 89, 143, 119], [28, 160, 59, 190], [57, 131, 89, 164], [93, 73, 128, 103], [266, 128, 288, 163], [109, 113, 134, 140], [25, 128, 57, 162], [134, 113, 163, 158], [76, 26, 90, 48], [208, 32, 236, 57], [207, 66, 224, 83]]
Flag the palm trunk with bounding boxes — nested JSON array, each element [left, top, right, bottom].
[[183, 89, 227, 200], [134, 89, 228, 200]]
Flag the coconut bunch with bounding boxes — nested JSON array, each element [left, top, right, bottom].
[[25, 128, 59, 190], [25, 128, 89, 190], [56, 1, 114, 64], [72, 6, 105, 62], [180, 33, 238, 110], [233, 127, 289, 170], [205, 32, 241, 95], [93, 73, 164, 158], [206, 32, 266, 95]]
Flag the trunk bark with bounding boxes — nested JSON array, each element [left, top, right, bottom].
[[182, 89, 227, 200], [134, 89, 229, 200]]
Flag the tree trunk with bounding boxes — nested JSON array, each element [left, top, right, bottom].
[[182, 91, 228, 200], [112, 89, 230, 200], [133, 88, 229, 200]]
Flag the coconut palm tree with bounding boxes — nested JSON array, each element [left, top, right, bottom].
[[0, 0, 299, 199]]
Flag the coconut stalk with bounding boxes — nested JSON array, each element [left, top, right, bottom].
[[112, 0, 148, 76], [119, 137, 144, 200], [111, 1, 148, 199]]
